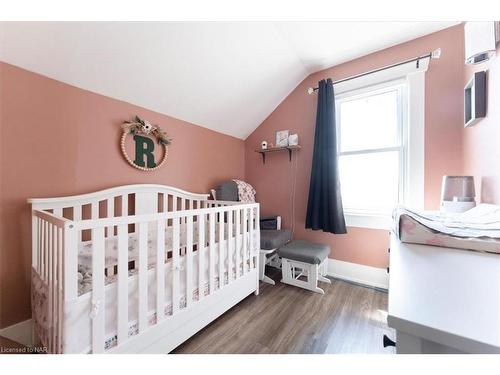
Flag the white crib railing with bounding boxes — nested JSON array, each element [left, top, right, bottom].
[[31, 197, 259, 353], [32, 210, 73, 354]]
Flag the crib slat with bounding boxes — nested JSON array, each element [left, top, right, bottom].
[[51, 224, 58, 353], [181, 199, 186, 225], [107, 198, 115, 237], [91, 227, 105, 353], [117, 224, 128, 345], [235, 209, 241, 278], [51, 224, 57, 353], [172, 217, 180, 314], [63, 222, 78, 301], [242, 208, 248, 274], [218, 211, 225, 289], [121, 194, 128, 216], [39, 219, 43, 275], [138, 222, 148, 332], [73, 206, 82, 242], [47, 223, 53, 352], [228, 209, 233, 281], [36, 218, 41, 273], [172, 197, 178, 212], [53, 207, 62, 217], [197, 214, 205, 301], [73, 206, 82, 221], [186, 215, 193, 307], [43, 220, 48, 280], [249, 207, 254, 270], [91, 202, 99, 219], [209, 212, 215, 294], [156, 219, 166, 323], [57, 227, 63, 353]]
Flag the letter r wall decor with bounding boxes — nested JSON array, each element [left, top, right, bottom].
[[120, 115, 172, 171]]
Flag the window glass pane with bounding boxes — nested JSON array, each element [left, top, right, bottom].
[[339, 89, 399, 152], [339, 151, 399, 214]]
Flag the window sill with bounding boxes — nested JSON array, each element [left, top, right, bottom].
[[344, 212, 392, 230]]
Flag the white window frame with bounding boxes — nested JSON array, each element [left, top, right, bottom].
[[334, 60, 427, 230], [336, 79, 407, 229]]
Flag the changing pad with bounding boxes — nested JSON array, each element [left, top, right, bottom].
[[394, 204, 500, 254]]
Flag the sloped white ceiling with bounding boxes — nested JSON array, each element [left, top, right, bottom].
[[0, 22, 458, 139]]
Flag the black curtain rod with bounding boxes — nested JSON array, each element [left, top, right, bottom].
[[307, 48, 441, 94]]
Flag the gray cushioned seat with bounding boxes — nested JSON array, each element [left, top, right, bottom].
[[260, 229, 291, 250], [278, 240, 330, 265]]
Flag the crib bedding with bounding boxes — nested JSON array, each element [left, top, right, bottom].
[[77, 229, 257, 296], [395, 204, 500, 254], [77, 221, 257, 294], [65, 235, 254, 353]]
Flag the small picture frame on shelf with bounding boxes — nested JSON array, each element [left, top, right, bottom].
[[288, 133, 298, 146], [276, 130, 289, 147]]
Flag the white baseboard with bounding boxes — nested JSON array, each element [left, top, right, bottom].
[[0, 319, 33, 347], [327, 259, 389, 290]]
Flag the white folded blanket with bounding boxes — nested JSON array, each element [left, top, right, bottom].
[[393, 204, 500, 239]]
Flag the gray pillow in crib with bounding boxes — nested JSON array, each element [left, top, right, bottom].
[[215, 181, 239, 202]]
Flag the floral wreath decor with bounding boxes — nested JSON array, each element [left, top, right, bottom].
[[121, 115, 172, 171]]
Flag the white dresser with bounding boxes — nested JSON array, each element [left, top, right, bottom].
[[388, 233, 500, 354]]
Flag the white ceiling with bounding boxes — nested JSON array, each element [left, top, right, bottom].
[[0, 22, 458, 139]]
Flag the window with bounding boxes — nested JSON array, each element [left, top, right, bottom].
[[337, 80, 407, 223]]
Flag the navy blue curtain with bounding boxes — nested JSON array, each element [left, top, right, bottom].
[[305, 79, 347, 234]]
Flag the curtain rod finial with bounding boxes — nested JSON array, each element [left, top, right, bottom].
[[307, 87, 315, 95], [431, 48, 442, 59]]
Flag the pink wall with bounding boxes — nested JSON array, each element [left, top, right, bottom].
[[245, 25, 466, 269], [463, 43, 500, 204], [0, 62, 245, 328], [2, 23, 485, 329]]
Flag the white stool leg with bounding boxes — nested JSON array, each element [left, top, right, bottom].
[[309, 264, 325, 294], [318, 275, 331, 284], [280, 258, 289, 283], [318, 259, 331, 284]]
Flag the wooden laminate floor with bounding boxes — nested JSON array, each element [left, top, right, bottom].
[[173, 268, 395, 354]]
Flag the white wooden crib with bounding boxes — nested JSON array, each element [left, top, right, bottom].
[[28, 184, 260, 353]]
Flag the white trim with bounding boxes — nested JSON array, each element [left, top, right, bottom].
[[405, 71, 425, 210], [337, 80, 406, 222], [326, 258, 389, 290], [0, 319, 33, 347], [335, 59, 426, 229], [344, 212, 392, 230]]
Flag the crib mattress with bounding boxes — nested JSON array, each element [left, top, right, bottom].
[[395, 205, 500, 254]]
